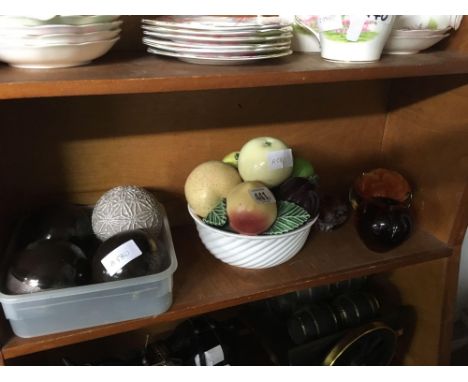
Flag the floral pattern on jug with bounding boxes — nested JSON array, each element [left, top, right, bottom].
[[320, 15, 393, 43], [299, 15, 397, 62]]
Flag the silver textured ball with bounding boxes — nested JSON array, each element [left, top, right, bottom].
[[92, 186, 164, 241]]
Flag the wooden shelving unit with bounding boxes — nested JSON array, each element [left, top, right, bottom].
[[0, 222, 451, 359], [0, 51, 467, 100], [0, 16, 466, 365]]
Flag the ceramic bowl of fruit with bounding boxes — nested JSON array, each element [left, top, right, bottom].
[[185, 136, 320, 269]]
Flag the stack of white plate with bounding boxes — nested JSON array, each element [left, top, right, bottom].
[[0, 15, 122, 68], [384, 15, 463, 55], [141, 16, 293, 65]]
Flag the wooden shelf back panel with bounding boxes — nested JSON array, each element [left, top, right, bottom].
[[1, 221, 451, 359], [0, 82, 387, 226], [0, 52, 468, 100], [383, 75, 468, 245]]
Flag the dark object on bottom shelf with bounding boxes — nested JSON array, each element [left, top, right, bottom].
[[158, 317, 233, 366], [288, 304, 340, 345], [250, 277, 368, 318], [331, 292, 381, 329], [287, 291, 381, 345], [323, 321, 398, 366], [60, 315, 269, 366]]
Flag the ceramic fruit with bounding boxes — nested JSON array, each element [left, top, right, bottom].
[[185, 160, 242, 218], [274, 177, 320, 217], [355, 197, 412, 252], [222, 151, 240, 168], [237, 136, 293, 187], [291, 157, 316, 181], [317, 193, 350, 232], [226, 181, 277, 235], [92, 229, 163, 283]]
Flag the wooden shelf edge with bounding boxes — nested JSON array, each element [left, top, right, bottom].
[[1, 236, 452, 360], [0, 51, 467, 100]]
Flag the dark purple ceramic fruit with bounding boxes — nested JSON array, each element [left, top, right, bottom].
[[317, 194, 350, 232], [356, 197, 412, 252], [5, 239, 90, 294], [274, 177, 320, 217], [92, 229, 163, 283]]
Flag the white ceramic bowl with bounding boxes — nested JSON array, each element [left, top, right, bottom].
[[394, 15, 463, 31], [0, 37, 119, 68], [188, 205, 318, 269], [0, 21, 123, 36], [390, 28, 451, 38], [1, 29, 121, 45], [0, 15, 120, 27], [384, 33, 449, 55]]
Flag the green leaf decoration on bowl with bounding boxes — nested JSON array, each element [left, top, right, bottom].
[[263, 201, 311, 235], [203, 199, 227, 227]]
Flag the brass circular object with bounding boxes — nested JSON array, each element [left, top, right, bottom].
[[323, 321, 397, 366]]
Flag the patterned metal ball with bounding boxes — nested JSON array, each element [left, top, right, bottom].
[[92, 186, 164, 241]]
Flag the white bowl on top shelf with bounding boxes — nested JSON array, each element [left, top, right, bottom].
[[393, 15, 463, 31], [0, 37, 119, 68], [1, 29, 121, 45], [389, 27, 451, 38], [384, 33, 449, 55], [0, 20, 123, 36], [0, 15, 120, 27], [188, 205, 318, 269]]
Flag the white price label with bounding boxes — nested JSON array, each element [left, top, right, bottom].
[[101, 240, 143, 276], [194, 345, 225, 366], [268, 149, 293, 170], [249, 187, 276, 204], [346, 15, 367, 41], [318, 15, 343, 31]]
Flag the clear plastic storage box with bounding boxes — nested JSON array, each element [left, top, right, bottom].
[[0, 211, 178, 338]]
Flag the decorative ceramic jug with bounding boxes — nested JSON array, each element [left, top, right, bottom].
[[296, 15, 396, 62], [356, 197, 412, 252]]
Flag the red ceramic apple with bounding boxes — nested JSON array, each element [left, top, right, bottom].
[[226, 181, 277, 235]]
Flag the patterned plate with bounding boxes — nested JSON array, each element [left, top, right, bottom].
[[143, 29, 292, 43], [142, 16, 289, 31], [142, 37, 291, 50], [147, 46, 293, 65], [143, 37, 290, 54], [142, 24, 292, 37]]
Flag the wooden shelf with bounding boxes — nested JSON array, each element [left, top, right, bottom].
[[1, 221, 451, 359], [0, 51, 468, 100]]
